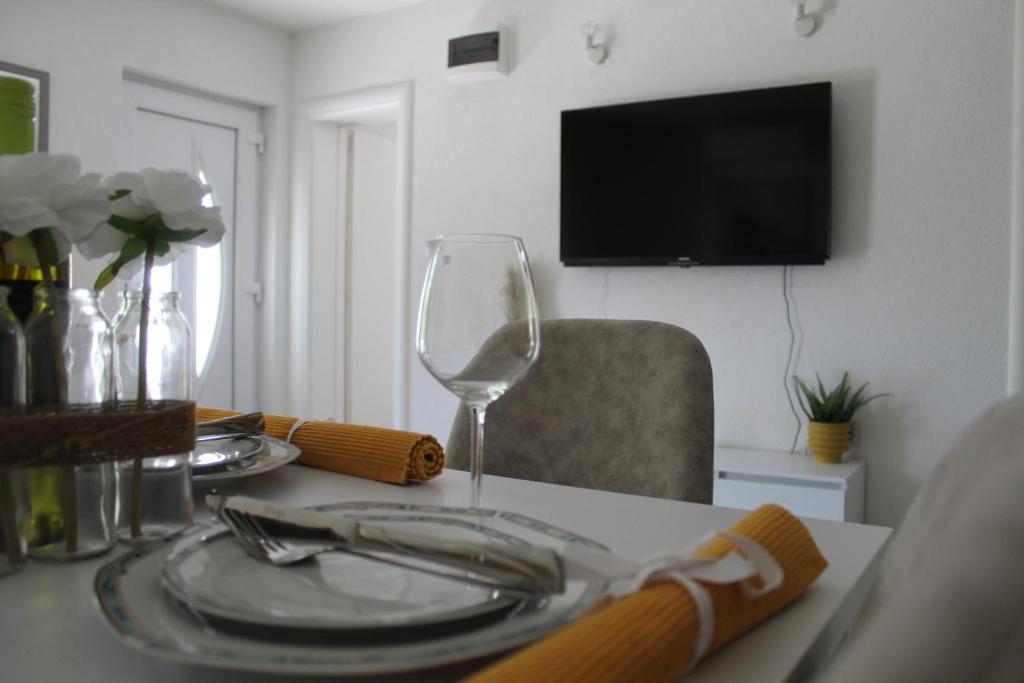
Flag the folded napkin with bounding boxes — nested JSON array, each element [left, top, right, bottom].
[[196, 407, 444, 484], [465, 504, 827, 683]]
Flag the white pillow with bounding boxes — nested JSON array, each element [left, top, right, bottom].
[[822, 393, 1024, 682]]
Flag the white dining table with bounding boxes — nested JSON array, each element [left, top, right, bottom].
[[1, 464, 891, 683]]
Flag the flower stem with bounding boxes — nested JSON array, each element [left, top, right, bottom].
[[29, 230, 76, 554], [130, 240, 156, 539]]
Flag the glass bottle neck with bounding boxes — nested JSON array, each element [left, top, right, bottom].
[[118, 290, 183, 311], [0, 75, 37, 155], [30, 287, 101, 320]]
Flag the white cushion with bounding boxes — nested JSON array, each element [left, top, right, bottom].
[[822, 393, 1024, 682]]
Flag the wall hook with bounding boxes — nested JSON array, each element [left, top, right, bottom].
[[580, 20, 607, 64], [792, 1, 818, 38]]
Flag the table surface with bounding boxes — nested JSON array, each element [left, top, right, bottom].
[[0, 465, 892, 683]]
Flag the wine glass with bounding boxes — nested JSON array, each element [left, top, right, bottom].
[[416, 234, 540, 508]]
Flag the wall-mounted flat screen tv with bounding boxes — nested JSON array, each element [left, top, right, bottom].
[[560, 82, 831, 266]]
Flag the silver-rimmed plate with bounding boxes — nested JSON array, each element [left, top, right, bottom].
[[161, 525, 521, 633], [190, 435, 263, 471], [191, 435, 300, 486], [94, 502, 609, 676]]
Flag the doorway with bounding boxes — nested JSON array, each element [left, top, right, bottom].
[[346, 124, 398, 427], [120, 77, 261, 410], [293, 83, 413, 428]]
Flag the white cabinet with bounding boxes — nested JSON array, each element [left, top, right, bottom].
[[713, 447, 865, 523]]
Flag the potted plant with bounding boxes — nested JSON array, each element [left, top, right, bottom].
[[794, 372, 889, 463]]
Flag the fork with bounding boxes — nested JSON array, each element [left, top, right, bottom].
[[218, 506, 542, 596], [220, 506, 327, 565]]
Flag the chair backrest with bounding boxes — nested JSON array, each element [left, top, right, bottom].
[[821, 393, 1024, 682], [446, 319, 714, 503]]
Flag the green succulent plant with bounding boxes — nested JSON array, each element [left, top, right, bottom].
[[794, 372, 889, 423]]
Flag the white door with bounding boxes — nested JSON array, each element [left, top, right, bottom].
[[121, 79, 261, 410], [348, 124, 397, 427], [307, 122, 397, 427]]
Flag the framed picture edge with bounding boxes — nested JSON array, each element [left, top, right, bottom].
[[0, 60, 50, 151]]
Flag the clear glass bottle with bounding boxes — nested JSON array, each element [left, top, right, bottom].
[[113, 290, 193, 543], [0, 286, 27, 575], [24, 287, 116, 561]]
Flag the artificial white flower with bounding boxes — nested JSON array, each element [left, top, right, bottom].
[[78, 169, 225, 280], [0, 153, 112, 264], [107, 169, 224, 244]]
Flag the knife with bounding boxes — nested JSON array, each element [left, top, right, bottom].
[[195, 412, 265, 443], [209, 494, 567, 595]]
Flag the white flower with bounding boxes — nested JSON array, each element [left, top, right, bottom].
[[78, 169, 226, 280], [0, 153, 112, 264]]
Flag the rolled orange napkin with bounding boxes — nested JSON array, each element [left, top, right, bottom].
[[196, 407, 444, 484], [465, 504, 827, 683]]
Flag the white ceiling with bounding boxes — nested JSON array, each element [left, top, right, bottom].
[[201, 0, 429, 32]]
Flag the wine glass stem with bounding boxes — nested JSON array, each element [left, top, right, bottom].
[[469, 404, 487, 508]]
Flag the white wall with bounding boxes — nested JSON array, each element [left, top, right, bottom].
[[294, 0, 1015, 527], [0, 0, 292, 412]]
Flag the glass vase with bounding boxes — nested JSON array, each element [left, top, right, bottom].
[[0, 286, 27, 575], [113, 290, 194, 543], [24, 287, 116, 561]]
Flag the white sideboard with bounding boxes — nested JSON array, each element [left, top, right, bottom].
[[713, 447, 865, 523]]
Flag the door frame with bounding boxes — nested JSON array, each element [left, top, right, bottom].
[[120, 73, 262, 409], [1010, 0, 1024, 394], [291, 82, 413, 428]]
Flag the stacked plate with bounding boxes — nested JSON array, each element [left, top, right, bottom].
[[189, 435, 301, 486], [94, 502, 610, 676]]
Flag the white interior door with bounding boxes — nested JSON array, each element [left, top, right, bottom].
[[307, 122, 397, 427], [348, 124, 397, 427], [295, 84, 413, 427], [121, 78, 261, 410]]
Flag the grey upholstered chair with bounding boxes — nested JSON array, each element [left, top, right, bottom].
[[446, 319, 714, 503], [821, 393, 1024, 682]]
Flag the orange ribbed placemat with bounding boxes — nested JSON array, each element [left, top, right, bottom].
[[197, 407, 444, 485], [465, 504, 827, 683]]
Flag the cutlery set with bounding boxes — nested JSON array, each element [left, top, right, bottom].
[[208, 493, 567, 596]]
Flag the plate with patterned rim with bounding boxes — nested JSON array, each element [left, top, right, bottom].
[[191, 435, 301, 486], [93, 502, 609, 676]]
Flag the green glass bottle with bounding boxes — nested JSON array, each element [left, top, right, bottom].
[[0, 76, 74, 555], [0, 75, 69, 322], [0, 76, 35, 153]]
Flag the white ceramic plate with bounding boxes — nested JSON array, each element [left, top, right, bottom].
[[161, 525, 520, 632], [94, 502, 609, 676], [191, 435, 300, 486]]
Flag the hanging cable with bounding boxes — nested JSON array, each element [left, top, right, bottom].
[[782, 266, 802, 453], [788, 263, 805, 421]]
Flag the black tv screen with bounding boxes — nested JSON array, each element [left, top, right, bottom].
[[560, 82, 831, 266]]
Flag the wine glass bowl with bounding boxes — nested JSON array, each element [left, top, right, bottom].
[[416, 234, 540, 507]]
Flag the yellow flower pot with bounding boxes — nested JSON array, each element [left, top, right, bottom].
[[807, 421, 851, 464]]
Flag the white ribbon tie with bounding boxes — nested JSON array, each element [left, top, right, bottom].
[[561, 531, 784, 672]]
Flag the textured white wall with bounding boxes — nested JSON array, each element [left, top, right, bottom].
[[294, 0, 1015, 527], [0, 0, 293, 412]]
